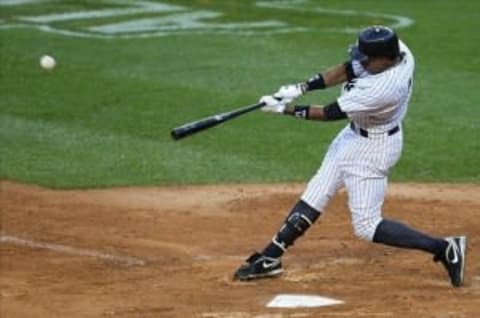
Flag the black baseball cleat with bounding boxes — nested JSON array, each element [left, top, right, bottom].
[[434, 236, 467, 287], [233, 252, 283, 281]]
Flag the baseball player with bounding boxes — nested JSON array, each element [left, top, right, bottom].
[[233, 26, 467, 287]]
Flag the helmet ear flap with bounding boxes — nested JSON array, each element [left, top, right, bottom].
[[349, 44, 368, 62]]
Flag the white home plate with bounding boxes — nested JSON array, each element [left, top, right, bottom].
[[267, 294, 344, 308]]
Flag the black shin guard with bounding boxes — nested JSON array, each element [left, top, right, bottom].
[[373, 219, 447, 255], [263, 200, 320, 258]]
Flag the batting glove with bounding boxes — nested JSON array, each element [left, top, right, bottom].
[[273, 83, 306, 102], [259, 95, 287, 114]]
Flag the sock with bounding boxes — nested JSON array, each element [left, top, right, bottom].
[[262, 241, 285, 259], [373, 219, 447, 256]]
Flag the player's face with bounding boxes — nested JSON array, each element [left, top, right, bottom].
[[362, 56, 396, 74]]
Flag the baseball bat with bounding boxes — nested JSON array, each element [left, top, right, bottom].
[[171, 102, 265, 140]]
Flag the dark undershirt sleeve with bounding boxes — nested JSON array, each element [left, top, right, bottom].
[[323, 101, 347, 121]]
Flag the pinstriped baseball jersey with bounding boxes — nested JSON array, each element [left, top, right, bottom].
[[301, 40, 415, 241], [338, 41, 414, 132]]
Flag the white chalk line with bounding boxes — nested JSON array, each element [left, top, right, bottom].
[[17, 1, 185, 23], [0, 234, 146, 266], [0, 0, 414, 39], [257, 0, 414, 32], [0, 0, 47, 5], [0, 23, 305, 39]]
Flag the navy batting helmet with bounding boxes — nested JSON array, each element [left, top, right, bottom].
[[349, 26, 400, 61]]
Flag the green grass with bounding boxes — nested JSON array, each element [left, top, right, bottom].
[[1, 0, 479, 188]]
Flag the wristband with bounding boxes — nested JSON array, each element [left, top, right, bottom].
[[290, 105, 310, 119], [306, 74, 326, 91]]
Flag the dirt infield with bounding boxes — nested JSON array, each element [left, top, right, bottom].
[[1, 181, 479, 317]]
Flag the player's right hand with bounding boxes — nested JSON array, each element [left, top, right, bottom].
[[273, 83, 305, 101], [259, 95, 286, 114]]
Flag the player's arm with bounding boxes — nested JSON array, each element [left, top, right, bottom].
[[283, 101, 347, 121], [304, 62, 354, 91], [273, 62, 356, 101], [259, 96, 347, 121]]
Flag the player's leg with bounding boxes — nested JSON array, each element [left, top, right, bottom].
[[344, 173, 466, 286], [262, 199, 321, 259], [374, 218, 467, 287], [233, 180, 342, 281], [260, 160, 345, 260], [233, 135, 345, 281], [344, 173, 446, 252], [233, 200, 321, 281]]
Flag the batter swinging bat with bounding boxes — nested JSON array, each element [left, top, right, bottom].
[[171, 102, 265, 140]]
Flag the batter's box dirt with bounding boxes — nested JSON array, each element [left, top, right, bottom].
[[0, 181, 479, 317]]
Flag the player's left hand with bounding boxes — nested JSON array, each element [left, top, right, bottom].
[[274, 83, 305, 102], [259, 95, 287, 113]]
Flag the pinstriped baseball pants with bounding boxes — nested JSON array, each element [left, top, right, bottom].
[[301, 125, 403, 241]]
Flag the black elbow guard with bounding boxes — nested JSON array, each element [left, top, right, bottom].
[[323, 101, 347, 121]]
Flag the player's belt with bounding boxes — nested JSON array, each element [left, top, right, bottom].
[[350, 122, 400, 138]]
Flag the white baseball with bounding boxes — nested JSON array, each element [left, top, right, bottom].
[[40, 55, 56, 70]]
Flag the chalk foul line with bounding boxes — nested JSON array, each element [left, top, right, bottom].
[[0, 233, 146, 266]]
